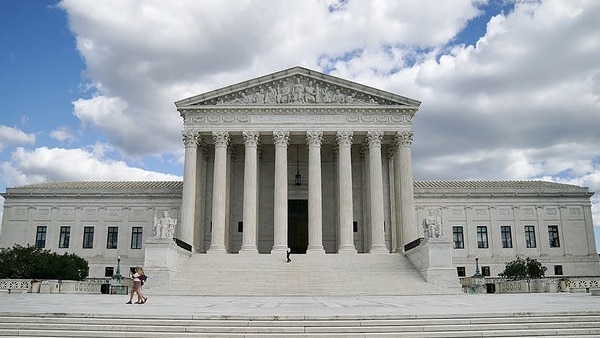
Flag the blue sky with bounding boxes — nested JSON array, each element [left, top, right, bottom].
[[1, 0, 600, 250]]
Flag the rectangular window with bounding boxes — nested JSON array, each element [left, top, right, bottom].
[[238, 221, 243, 233], [477, 226, 489, 248], [481, 266, 491, 277], [353, 221, 358, 233], [525, 225, 536, 248], [548, 225, 560, 248], [131, 227, 143, 249], [456, 267, 466, 277], [35, 226, 47, 248], [105, 267, 114, 277], [83, 226, 94, 249], [452, 226, 464, 249], [501, 226, 513, 248], [554, 265, 563, 275], [59, 226, 71, 248], [107, 227, 118, 249]]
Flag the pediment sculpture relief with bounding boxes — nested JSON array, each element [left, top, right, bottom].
[[202, 76, 396, 106]]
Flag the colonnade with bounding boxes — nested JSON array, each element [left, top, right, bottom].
[[178, 129, 416, 254]]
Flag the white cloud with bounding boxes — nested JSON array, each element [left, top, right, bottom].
[[50, 126, 74, 142], [0, 125, 35, 152], [58, 0, 485, 157], [1, 146, 181, 188]]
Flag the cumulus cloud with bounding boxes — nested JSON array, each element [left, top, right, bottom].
[[1, 146, 181, 188], [50, 126, 75, 142], [58, 0, 486, 158], [0, 125, 35, 152]]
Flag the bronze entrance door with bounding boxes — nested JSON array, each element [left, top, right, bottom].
[[288, 199, 308, 253]]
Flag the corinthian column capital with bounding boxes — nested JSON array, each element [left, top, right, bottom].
[[182, 131, 199, 147], [242, 131, 260, 147], [306, 131, 323, 147], [395, 130, 414, 146], [336, 131, 353, 147], [366, 131, 383, 147], [212, 131, 229, 147], [273, 131, 289, 147]]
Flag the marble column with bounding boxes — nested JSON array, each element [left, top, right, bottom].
[[396, 131, 417, 245], [180, 131, 199, 249], [272, 131, 289, 253], [306, 131, 325, 254], [386, 146, 398, 252], [367, 131, 387, 252], [393, 140, 403, 251], [336, 131, 357, 253], [240, 131, 259, 254], [208, 131, 229, 253]]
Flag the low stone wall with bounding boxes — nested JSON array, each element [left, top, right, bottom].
[[460, 276, 600, 293], [1, 278, 131, 294], [495, 280, 558, 293], [0, 279, 31, 293], [559, 276, 600, 292]]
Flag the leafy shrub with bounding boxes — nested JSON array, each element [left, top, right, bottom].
[[499, 256, 547, 280], [0, 244, 89, 280]]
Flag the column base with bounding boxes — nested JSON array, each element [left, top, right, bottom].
[[338, 246, 358, 254], [207, 245, 227, 254], [239, 246, 259, 255], [307, 246, 326, 255], [271, 246, 288, 254], [368, 245, 389, 254]]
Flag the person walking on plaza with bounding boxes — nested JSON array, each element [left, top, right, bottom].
[[126, 266, 147, 304]]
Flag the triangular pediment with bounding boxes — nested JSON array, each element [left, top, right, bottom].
[[175, 66, 420, 108]]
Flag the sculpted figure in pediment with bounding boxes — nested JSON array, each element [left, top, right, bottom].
[[204, 75, 397, 106], [265, 85, 277, 104], [277, 80, 292, 103], [304, 80, 317, 103]]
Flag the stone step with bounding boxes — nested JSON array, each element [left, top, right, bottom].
[[150, 253, 458, 296], [1, 313, 600, 337]]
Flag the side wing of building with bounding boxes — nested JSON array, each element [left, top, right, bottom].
[[0, 181, 182, 278], [1, 180, 598, 278]]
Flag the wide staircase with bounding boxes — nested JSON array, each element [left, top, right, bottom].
[[2, 312, 600, 337], [149, 252, 458, 296]]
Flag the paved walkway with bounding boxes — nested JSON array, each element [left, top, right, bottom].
[[0, 292, 598, 319]]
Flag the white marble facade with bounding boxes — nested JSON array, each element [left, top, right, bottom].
[[175, 67, 420, 255], [1, 67, 599, 279]]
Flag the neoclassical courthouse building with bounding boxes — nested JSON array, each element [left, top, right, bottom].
[[1, 67, 598, 293]]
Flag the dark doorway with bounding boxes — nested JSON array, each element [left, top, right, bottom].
[[288, 199, 308, 253]]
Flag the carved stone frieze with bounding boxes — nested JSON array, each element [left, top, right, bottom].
[[197, 75, 397, 106]]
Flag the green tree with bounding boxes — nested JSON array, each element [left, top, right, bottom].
[[499, 256, 547, 280], [0, 244, 88, 280]]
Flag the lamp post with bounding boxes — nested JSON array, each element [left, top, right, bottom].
[[474, 256, 483, 278], [114, 255, 122, 285]]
